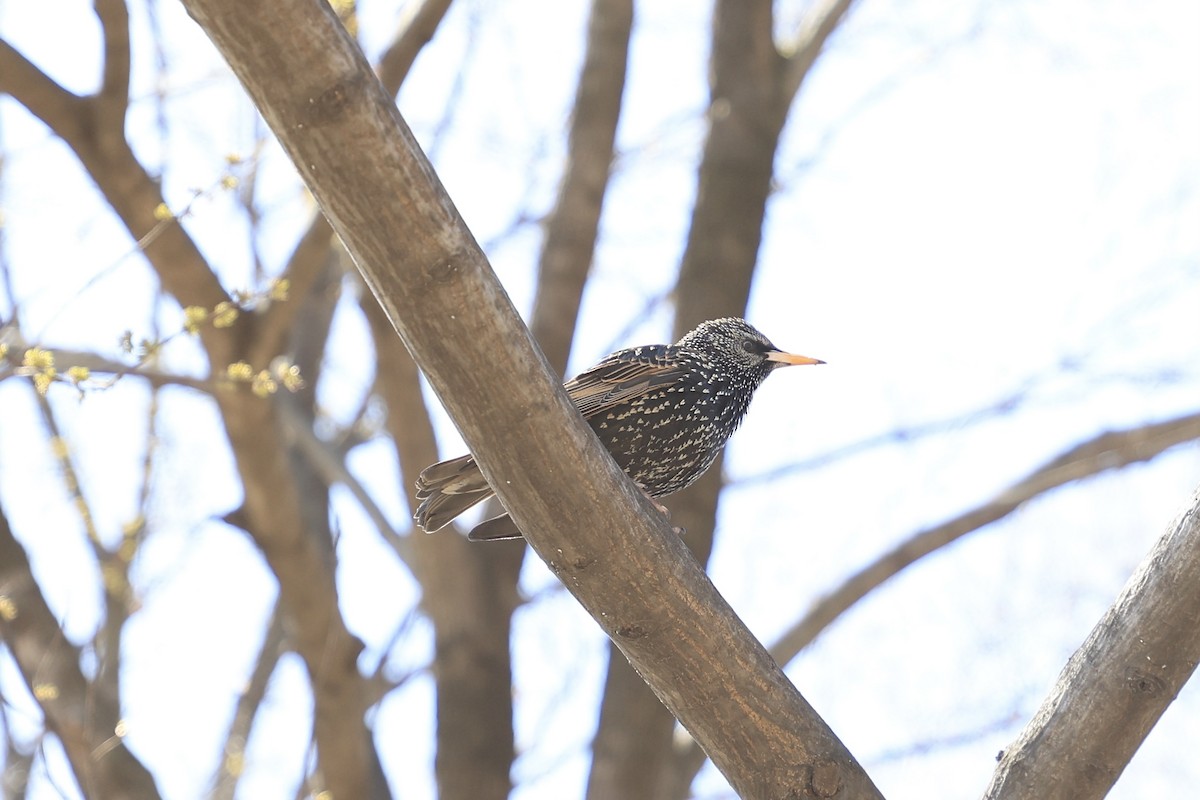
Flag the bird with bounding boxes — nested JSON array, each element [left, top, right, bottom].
[[414, 317, 824, 541]]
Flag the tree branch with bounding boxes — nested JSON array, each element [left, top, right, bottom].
[[771, 412, 1200, 666], [376, 0, 455, 96], [985, 482, 1200, 799], [529, 0, 631, 376], [253, 0, 454, 365], [92, 0, 131, 141], [0, 38, 86, 143], [209, 600, 287, 800], [777, 0, 858, 106], [660, 413, 1200, 789], [177, 0, 882, 795], [0, 505, 161, 800]]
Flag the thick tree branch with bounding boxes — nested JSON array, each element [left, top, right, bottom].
[[253, 0, 455, 364], [985, 483, 1200, 799], [177, 0, 882, 795], [0, 506, 161, 800]]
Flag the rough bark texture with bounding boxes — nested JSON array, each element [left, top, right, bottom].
[[985, 483, 1200, 799], [177, 0, 882, 795]]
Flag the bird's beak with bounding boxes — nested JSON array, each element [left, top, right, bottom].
[[765, 350, 825, 367]]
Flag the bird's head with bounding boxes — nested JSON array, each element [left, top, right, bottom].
[[677, 317, 824, 376]]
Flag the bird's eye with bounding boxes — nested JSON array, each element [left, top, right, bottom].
[[741, 340, 759, 354]]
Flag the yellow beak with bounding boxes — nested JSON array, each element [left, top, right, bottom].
[[765, 350, 825, 366]]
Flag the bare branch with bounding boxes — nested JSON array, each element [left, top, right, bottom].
[[92, 0, 131, 140], [530, 0, 632, 376], [0, 505, 161, 799], [376, 0, 455, 97], [0, 38, 86, 142], [777, 0, 859, 106], [209, 601, 287, 800], [595, 0, 863, 793], [771, 412, 1200, 666], [276, 394, 411, 563], [253, 0, 454, 364], [363, 289, 522, 800], [247, 206, 339, 369], [0, 43, 231, 355], [732, 390, 1028, 487], [985, 483, 1200, 799]]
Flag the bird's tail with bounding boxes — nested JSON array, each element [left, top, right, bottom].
[[414, 454, 494, 532]]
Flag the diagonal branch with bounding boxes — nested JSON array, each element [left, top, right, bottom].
[[0, 38, 87, 142], [251, 0, 454, 365], [209, 600, 287, 800], [771, 411, 1200, 666], [663, 412, 1200, 789], [376, 0, 455, 96], [176, 1, 883, 796], [985, 483, 1200, 799]]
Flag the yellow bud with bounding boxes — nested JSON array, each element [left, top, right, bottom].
[[251, 371, 278, 398], [183, 306, 209, 334], [226, 361, 254, 382], [33, 683, 59, 701], [212, 302, 239, 328], [33, 371, 55, 395], [268, 278, 291, 302], [22, 347, 54, 370]]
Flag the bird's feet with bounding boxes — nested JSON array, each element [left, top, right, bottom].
[[639, 487, 685, 537]]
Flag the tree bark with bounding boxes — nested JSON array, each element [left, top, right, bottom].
[[177, 1, 883, 795], [985, 483, 1200, 799]]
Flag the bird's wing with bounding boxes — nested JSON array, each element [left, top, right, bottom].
[[565, 346, 688, 419]]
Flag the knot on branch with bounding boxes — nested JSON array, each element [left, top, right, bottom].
[[808, 759, 843, 797], [1124, 666, 1168, 695]]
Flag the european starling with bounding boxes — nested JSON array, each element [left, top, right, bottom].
[[414, 317, 823, 541]]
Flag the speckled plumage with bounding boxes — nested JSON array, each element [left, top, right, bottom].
[[414, 317, 823, 540]]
